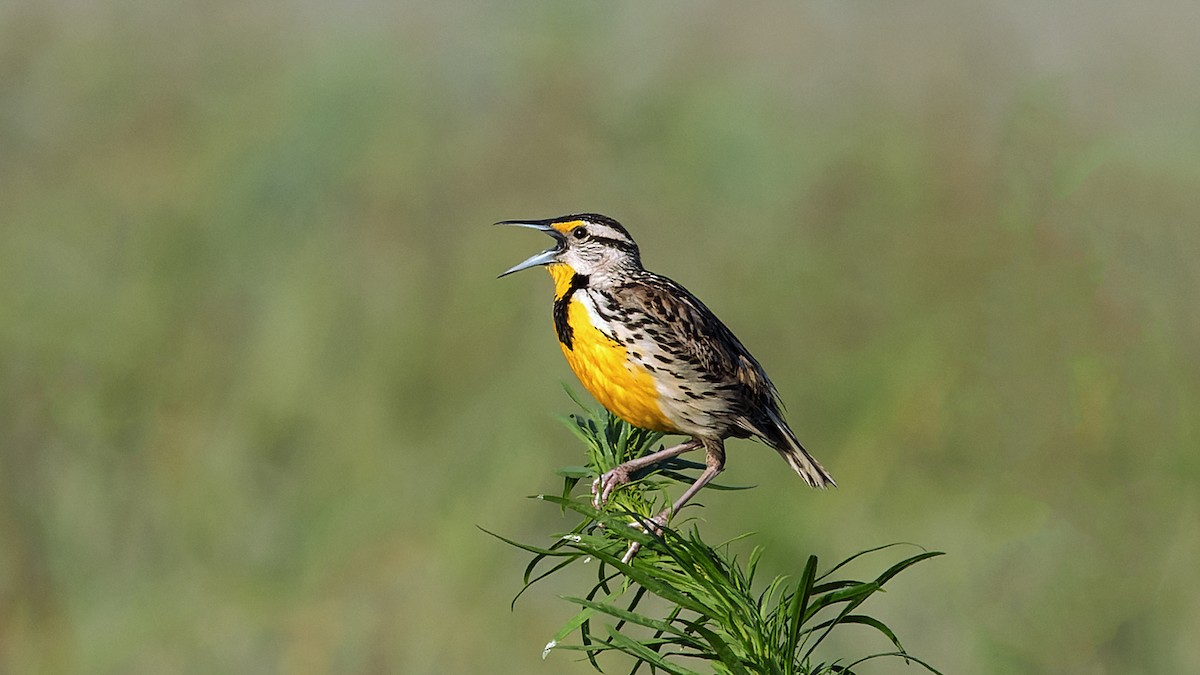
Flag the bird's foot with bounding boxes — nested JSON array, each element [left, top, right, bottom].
[[591, 466, 633, 509], [620, 513, 669, 564]]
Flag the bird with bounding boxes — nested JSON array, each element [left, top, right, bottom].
[[498, 213, 834, 553]]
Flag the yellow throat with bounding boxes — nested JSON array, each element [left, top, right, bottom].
[[547, 263, 676, 433]]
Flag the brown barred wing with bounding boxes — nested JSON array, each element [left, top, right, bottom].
[[613, 273, 835, 488]]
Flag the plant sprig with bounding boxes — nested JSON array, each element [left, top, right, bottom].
[[486, 400, 944, 674]]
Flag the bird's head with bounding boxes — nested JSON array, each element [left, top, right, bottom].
[[496, 213, 642, 280]]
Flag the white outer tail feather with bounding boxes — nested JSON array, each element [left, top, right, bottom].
[[763, 409, 836, 489], [777, 442, 836, 488]]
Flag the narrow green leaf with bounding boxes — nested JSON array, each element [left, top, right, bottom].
[[801, 585, 880, 661], [583, 547, 714, 616], [513, 555, 578, 609], [836, 615, 905, 653], [874, 551, 944, 587], [534, 494, 603, 518], [758, 575, 788, 615], [560, 476, 581, 509], [690, 624, 750, 675], [711, 531, 757, 550], [592, 560, 619, 598], [552, 605, 598, 646], [804, 582, 880, 621], [562, 596, 696, 642], [654, 470, 754, 492], [810, 579, 862, 595], [521, 533, 574, 583], [685, 545, 755, 625], [561, 382, 595, 411], [579, 614, 602, 671], [551, 642, 620, 654], [815, 543, 924, 582], [478, 526, 580, 559], [558, 415, 598, 448], [785, 554, 819, 665], [660, 457, 707, 470], [605, 628, 703, 675], [553, 637, 691, 654], [842, 651, 946, 675], [746, 546, 765, 585], [639, 604, 689, 675], [615, 585, 649, 634]]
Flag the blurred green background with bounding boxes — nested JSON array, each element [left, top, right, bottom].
[[3, 1, 1198, 673]]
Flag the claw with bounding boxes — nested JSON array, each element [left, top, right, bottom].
[[620, 514, 668, 563], [591, 466, 631, 509], [619, 514, 668, 563], [621, 541, 640, 564], [589, 476, 603, 508], [584, 439, 708, 564]]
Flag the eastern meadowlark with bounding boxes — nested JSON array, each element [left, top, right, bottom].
[[499, 214, 834, 550]]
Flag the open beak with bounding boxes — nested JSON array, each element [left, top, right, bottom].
[[496, 219, 566, 277]]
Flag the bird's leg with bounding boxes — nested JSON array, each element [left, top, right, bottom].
[[658, 438, 726, 523], [620, 439, 726, 563], [592, 438, 701, 508]]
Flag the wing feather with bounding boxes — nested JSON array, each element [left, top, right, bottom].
[[617, 274, 780, 405]]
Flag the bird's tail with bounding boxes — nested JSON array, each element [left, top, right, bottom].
[[759, 408, 836, 489]]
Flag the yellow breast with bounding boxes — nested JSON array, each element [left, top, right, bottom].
[[549, 265, 677, 433]]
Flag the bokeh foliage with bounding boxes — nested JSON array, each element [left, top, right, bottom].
[[2, 1, 1198, 673]]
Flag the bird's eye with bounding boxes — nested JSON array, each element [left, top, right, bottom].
[[573, 227, 589, 240]]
